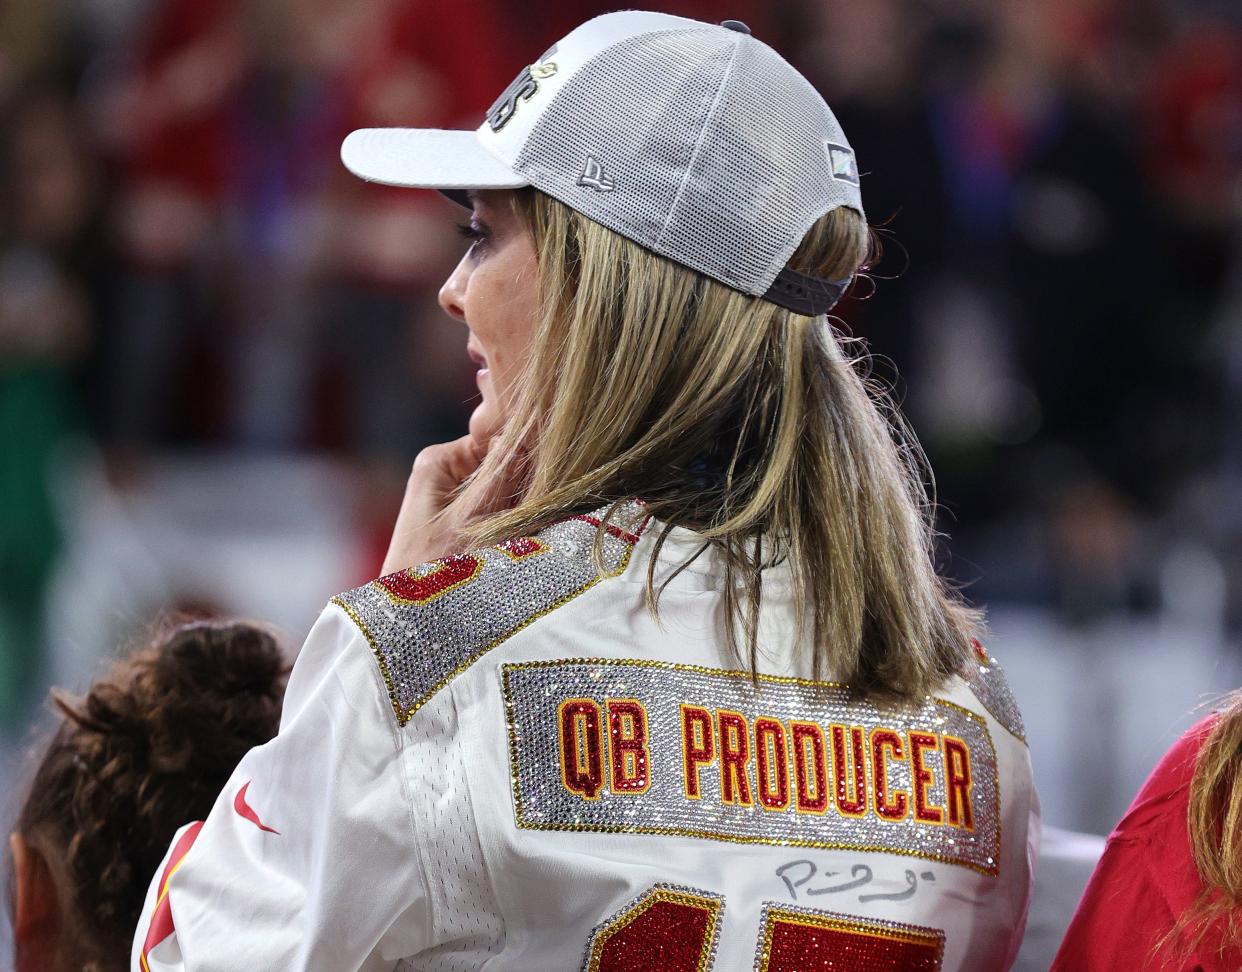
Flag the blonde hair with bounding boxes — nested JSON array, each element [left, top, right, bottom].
[[452, 187, 979, 699]]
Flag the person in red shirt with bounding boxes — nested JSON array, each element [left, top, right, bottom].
[[1052, 695, 1242, 970]]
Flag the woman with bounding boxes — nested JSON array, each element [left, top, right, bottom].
[[8, 619, 287, 972], [134, 12, 1037, 971], [1052, 697, 1242, 969]]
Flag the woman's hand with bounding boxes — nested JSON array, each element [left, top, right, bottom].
[[381, 435, 487, 574]]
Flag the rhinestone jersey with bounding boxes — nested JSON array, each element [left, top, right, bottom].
[[754, 903, 945, 971], [504, 659, 1002, 875], [582, 884, 724, 972], [961, 640, 1025, 743], [333, 502, 649, 726]]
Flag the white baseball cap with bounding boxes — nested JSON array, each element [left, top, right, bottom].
[[341, 11, 865, 315]]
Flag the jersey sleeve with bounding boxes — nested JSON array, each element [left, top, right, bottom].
[[132, 604, 431, 972]]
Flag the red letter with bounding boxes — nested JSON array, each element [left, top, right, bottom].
[[606, 699, 650, 794], [717, 710, 753, 806], [791, 721, 829, 814], [909, 732, 944, 824], [681, 705, 715, 799], [871, 729, 908, 821], [559, 699, 604, 799], [943, 736, 974, 830], [754, 717, 790, 811], [830, 725, 868, 817]]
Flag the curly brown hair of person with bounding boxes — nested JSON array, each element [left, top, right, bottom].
[[8, 618, 289, 972]]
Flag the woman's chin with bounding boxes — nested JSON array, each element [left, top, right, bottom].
[[468, 401, 505, 446]]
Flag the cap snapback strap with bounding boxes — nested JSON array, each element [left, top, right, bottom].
[[762, 267, 852, 316]]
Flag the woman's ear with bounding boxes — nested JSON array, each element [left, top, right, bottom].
[[9, 831, 60, 971]]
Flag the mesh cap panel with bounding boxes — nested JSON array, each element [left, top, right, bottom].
[[515, 30, 739, 265], [514, 25, 862, 295], [658, 39, 860, 291]]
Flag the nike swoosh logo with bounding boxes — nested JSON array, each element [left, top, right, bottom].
[[234, 780, 280, 834]]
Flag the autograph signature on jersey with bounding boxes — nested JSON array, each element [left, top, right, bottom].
[[776, 859, 937, 904]]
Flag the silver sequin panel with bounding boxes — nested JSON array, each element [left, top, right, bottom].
[[960, 650, 1026, 744], [334, 502, 648, 726], [503, 659, 1001, 875], [752, 901, 946, 971]]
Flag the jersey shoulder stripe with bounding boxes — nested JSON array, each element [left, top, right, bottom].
[[332, 501, 650, 726], [139, 820, 203, 971], [961, 639, 1025, 743]]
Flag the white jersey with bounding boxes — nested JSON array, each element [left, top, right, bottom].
[[134, 501, 1038, 971]]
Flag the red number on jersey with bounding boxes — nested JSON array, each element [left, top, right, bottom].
[[757, 904, 944, 971], [583, 885, 722, 972], [583, 889, 945, 972]]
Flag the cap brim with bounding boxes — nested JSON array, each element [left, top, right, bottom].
[[340, 128, 529, 196]]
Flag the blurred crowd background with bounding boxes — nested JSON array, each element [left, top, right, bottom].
[[1, 0, 1240, 936]]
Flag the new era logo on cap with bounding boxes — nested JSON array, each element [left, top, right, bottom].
[[577, 154, 615, 192]]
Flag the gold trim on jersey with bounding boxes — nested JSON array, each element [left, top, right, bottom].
[[503, 658, 1003, 875]]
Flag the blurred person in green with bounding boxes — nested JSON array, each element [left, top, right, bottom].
[[0, 85, 98, 729]]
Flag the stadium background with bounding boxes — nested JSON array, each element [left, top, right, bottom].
[[0, 0, 1239, 965]]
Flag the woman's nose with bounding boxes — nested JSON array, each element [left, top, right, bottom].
[[438, 257, 469, 322]]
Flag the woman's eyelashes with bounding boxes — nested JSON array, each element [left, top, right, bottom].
[[456, 219, 491, 255]]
